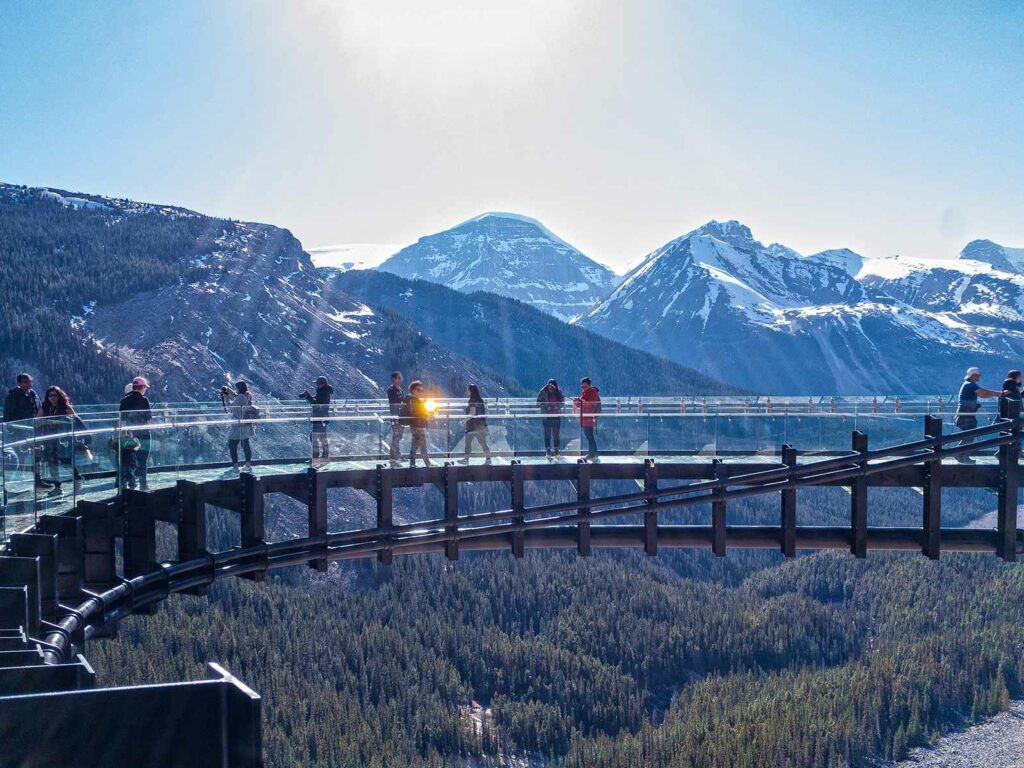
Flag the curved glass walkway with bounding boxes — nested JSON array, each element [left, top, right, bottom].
[[0, 395, 996, 543]]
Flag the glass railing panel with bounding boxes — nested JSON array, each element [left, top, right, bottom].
[[579, 413, 648, 458], [74, 413, 120, 502], [326, 416, 385, 463]]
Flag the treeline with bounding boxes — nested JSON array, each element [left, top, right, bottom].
[[88, 485, 1024, 767], [0, 189, 228, 399]]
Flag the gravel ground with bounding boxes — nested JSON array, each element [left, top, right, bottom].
[[884, 703, 1024, 767]]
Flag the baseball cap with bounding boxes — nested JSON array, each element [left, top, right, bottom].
[[132, 376, 149, 388], [965, 367, 981, 377]]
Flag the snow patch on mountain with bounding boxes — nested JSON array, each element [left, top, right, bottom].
[[307, 243, 403, 272]]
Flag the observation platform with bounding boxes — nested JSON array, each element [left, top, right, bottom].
[[1, 395, 1021, 767]]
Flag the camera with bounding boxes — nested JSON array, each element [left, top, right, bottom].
[[299, 390, 311, 399], [220, 385, 232, 396]]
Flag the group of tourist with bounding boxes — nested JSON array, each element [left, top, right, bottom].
[[954, 366, 1023, 463], [1, 371, 604, 492], [385, 372, 602, 468]]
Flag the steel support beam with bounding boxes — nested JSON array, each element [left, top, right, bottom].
[[644, 460, 658, 556], [922, 416, 943, 560], [511, 461, 525, 559], [376, 466, 393, 566], [998, 398, 1020, 562], [712, 459, 728, 557], [240, 473, 266, 582], [443, 463, 459, 561], [307, 468, 328, 572], [577, 460, 591, 557], [850, 432, 868, 559], [780, 445, 797, 557]]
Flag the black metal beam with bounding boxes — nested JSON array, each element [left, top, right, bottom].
[[511, 461, 525, 559], [922, 415, 943, 560], [850, 432, 868, 558], [998, 398, 1021, 562], [644, 460, 658, 556], [376, 466, 393, 566], [577, 461, 591, 557], [780, 445, 796, 557]]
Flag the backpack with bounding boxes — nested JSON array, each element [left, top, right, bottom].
[[243, 394, 261, 421]]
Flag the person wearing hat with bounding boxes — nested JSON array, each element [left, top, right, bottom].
[[300, 376, 334, 463], [119, 376, 152, 488], [955, 367, 1000, 463]]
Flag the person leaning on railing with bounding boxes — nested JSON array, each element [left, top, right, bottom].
[[954, 367, 1000, 464]]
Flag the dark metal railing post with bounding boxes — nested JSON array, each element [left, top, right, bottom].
[[577, 460, 591, 556], [307, 467, 328, 572], [443, 463, 459, 561], [780, 445, 796, 557], [177, 480, 209, 596], [997, 398, 1020, 562], [644, 459, 658, 556], [850, 431, 868, 559], [376, 465, 393, 566], [922, 415, 943, 560], [511, 461, 525, 558], [712, 459, 728, 557], [240, 472, 266, 582]]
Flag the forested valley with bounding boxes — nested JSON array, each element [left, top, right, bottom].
[[91, 483, 1024, 767]]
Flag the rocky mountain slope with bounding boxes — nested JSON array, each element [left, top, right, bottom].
[[377, 212, 618, 321], [334, 269, 745, 396], [576, 220, 1024, 394], [0, 183, 518, 401]]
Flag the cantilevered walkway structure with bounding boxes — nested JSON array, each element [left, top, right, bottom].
[[1, 395, 1022, 767]]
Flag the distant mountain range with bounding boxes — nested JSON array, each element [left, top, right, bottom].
[[376, 212, 618, 321], [7, 179, 1024, 400], [575, 221, 1024, 394]]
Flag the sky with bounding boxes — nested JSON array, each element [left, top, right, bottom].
[[1, 0, 1022, 271]]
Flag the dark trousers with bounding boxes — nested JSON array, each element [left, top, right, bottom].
[[389, 422, 405, 461], [229, 439, 252, 465], [464, 430, 491, 458], [409, 427, 429, 464], [583, 426, 598, 457], [542, 417, 561, 453], [120, 436, 150, 489], [311, 427, 329, 458], [955, 414, 978, 449]]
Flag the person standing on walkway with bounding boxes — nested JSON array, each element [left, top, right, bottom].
[[300, 376, 334, 463], [574, 377, 602, 461], [1001, 370, 1022, 402], [119, 377, 153, 489], [3, 372, 52, 491], [222, 381, 256, 472], [536, 379, 564, 460], [387, 371, 405, 466], [38, 386, 87, 496], [954, 367, 1000, 463], [459, 384, 491, 464], [406, 380, 431, 468]]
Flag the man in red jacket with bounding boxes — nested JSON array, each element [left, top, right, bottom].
[[574, 377, 601, 460]]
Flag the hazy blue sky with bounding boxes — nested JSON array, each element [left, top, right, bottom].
[[1, 1, 1021, 270]]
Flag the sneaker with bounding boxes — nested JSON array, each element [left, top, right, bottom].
[[35, 478, 54, 490], [484, 458, 492, 465], [47, 485, 64, 497], [545, 450, 552, 460], [424, 459, 433, 467], [243, 463, 252, 472], [139, 481, 149, 491], [457, 458, 469, 465], [955, 455, 976, 464], [389, 460, 401, 468], [409, 461, 416, 468]]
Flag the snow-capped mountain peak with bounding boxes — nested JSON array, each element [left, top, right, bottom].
[[578, 220, 1024, 393], [376, 212, 618, 321], [959, 239, 1024, 274]]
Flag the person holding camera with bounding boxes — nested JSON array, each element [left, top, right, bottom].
[[221, 381, 256, 472], [300, 376, 334, 463]]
